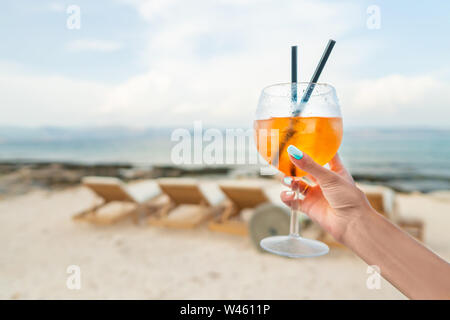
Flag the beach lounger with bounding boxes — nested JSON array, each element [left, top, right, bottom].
[[148, 178, 225, 229], [73, 177, 164, 225], [208, 180, 272, 236], [319, 184, 425, 247], [208, 180, 294, 252]]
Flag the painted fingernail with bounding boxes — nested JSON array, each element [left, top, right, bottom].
[[284, 177, 293, 185], [287, 145, 303, 160]]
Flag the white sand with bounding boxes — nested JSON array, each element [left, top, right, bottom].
[[1, 186, 449, 300]]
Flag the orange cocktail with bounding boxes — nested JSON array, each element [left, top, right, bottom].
[[254, 116, 343, 177]]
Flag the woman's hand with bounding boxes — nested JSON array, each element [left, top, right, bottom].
[[281, 145, 374, 243], [281, 145, 450, 299]]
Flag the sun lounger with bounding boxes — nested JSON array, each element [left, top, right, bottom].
[[73, 177, 163, 225], [148, 178, 225, 229], [208, 180, 295, 249], [208, 180, 271, 235]]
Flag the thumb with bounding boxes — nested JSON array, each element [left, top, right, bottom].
[[287, 145, 341, 187]]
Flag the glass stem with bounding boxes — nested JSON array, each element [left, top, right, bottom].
[[289, 181, 301, 237]]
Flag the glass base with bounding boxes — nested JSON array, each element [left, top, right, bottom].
[[260, 235, 329, 258]]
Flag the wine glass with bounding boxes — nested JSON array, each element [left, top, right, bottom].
[[254, 82, 343, 258]]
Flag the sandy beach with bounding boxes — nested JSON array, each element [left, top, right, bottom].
[[1, 184, 449, 300], [3, 0, 450, 306]]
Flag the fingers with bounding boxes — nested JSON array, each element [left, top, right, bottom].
[[280, 189, 305, 209], [282, 176, 310, 191], [328, 153, 354, 183], [283, 174, 318, 187], [287, 145, 341, 186], [280, 188, 311, 214], [280, 190, 295, 206], [328, 153, 345, 172], [282, 176, 293, 187], [302, 174, 318, 186]]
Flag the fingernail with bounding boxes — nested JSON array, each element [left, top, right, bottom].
[[287, 145, 303, 160], [284, 177, 293, 185], [285, 191, 295, 197]]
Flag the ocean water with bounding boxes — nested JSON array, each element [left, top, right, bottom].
[[1, 128, 449, 192], [340, 129, 450, 192]]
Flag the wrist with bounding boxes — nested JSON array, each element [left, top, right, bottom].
[[340, 206, 380, 248]]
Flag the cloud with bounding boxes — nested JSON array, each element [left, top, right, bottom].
[[120, 0, 176, 20], [341, 74, 450, 127], [2, 65, 450, 128], [99, 0, 366, 126], [351, 75, 437, 111], [3, 0, 370, 127], [0, 66, 110, 127], [66, 39, 123, 53], [48, 2, 65, 12], [2, 0, 450, 128]]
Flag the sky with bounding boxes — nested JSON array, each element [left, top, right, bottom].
[[1, 0, 450, 128]]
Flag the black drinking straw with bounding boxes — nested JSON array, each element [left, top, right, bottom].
[[274, 40, 337, 170], [291, 46, 298, 104], [292, 39, 336, 116], [272, 46, 299, 172]]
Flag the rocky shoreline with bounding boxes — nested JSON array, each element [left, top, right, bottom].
[[0, 161, 449, 198], [0, 161, 232, 198]]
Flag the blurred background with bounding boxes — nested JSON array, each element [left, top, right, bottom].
[[0, 0, 449, 300]]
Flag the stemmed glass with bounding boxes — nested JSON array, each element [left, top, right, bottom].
[[254, 82, 343, 257]]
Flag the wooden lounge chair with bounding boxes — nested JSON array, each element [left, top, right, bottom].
[[73, 177, 164, 225], [319, 184, 425, 247], [208, 180, 272, 236], [148, 178, 225, 229], [208, 180, 294, 251]]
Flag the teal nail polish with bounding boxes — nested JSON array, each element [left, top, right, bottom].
[[287, 145, 303, 160], [284, 177, 293, 185]]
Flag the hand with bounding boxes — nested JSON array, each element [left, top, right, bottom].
[[281, 145, 373, 243], [282, 146, 450, 299]]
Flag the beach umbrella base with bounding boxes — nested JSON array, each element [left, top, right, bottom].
[[248, 203, 290, 251]]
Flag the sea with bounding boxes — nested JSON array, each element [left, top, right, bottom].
[[0, 127, 449, 192]]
